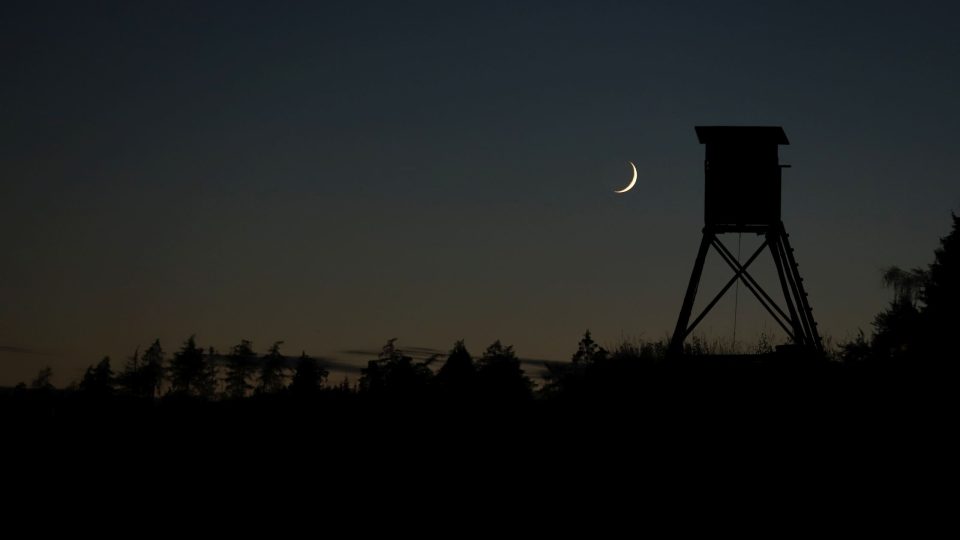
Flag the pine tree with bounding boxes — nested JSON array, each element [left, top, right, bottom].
[[359, 338, 432, 397], [476, 340, 532, 402], [918, 213, 960, 363], [290, 352, 328, 396], [258, 341, 288, 394], [170, 335, 216, 398], [140, 339, 165, 398], [31, 366, 55, 390], [80, 357, 115, 396], [571, 330, 608, 365], [225, 339, 256, 399], [436, 340, 476, 394]]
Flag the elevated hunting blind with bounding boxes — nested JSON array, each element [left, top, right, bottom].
[[669, 126, 823, 356]]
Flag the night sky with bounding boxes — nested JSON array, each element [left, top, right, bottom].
[[3, 1, 959, 385]]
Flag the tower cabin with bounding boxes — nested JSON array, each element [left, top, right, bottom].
[[695, 125, 789, 231]]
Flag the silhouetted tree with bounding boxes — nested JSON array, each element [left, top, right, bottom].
[[542, 330, 615, 398], [870, 298, 921, 364], [289, 352, 328, 396], [169, 335, 216, 398], [224, 339, 256, 399], [436, 340, 476, 397], [877, 265, 927, 360], [881, 266, 928, 308], [140, 339, 165, 398], [258, 341, 288, 394], [117, 341, 165, 399], [840, 214, 959, 368], [117, 347, 140, 394], [571, 330, 608, 365], [79, 357, 115, 396], [360, 338, 433, 398], [917, 213, 959, 365], [476, 340, 532, 402], [31, 366, 54, 390]]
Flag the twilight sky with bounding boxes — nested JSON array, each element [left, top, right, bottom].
[[2, 1, 959, 385]]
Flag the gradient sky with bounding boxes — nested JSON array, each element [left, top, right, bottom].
[[2, 1, 959, 386]]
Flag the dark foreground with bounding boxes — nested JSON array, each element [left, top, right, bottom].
[[4, 357, 954, 532], [5, 354, 952, 451]]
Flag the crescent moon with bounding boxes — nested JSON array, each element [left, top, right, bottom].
[[614, 161, 638, 194]]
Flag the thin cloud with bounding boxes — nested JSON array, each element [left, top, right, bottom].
[[519, 357, 563, 367], [317, 358, 365, 374], [205, 352, 358, 370], [341, 345, 445, 361], [341, 349, 382, 356]]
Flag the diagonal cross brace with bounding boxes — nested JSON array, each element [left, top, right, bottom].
[[710, 237, 796, 340], [680, 238, 769, 341]]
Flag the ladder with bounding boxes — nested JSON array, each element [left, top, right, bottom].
[[669, 221, 824, 355]]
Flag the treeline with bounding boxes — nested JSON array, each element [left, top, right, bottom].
[[4, 214, 958, 415], [23, 335, 540, 403], [19, 337, 333, 401], [5, 330, 780, 407], [839, 213, 959, 372]]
